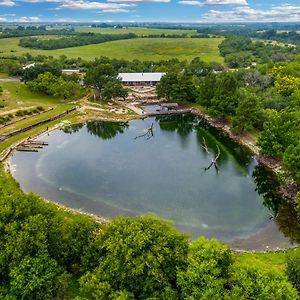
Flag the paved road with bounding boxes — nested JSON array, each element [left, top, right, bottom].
[[0, 78, 21, 82]]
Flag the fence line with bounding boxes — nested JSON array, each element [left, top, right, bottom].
[[0, 107, 76, 162]]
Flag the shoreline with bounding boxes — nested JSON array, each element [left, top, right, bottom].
[[7, 153, 293, 252]]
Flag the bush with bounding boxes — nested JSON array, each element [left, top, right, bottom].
[[80, 216, 189, 299], [177, 237, 233, 299], [286, 247, 300, 292], [230, 266, 298, 299]]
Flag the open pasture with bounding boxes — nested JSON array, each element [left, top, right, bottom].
[[74, 26, 199, 36], [0, 37, 223, 62]]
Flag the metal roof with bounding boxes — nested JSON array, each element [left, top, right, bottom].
[[118, 72, 166, 82]]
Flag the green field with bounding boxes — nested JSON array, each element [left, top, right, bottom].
[[0, 37, 223, 62], [74, 26, 199, 36]]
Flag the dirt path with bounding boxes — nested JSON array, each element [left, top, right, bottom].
[[0, 106, 39, 116], [0, 78, 21, 83]]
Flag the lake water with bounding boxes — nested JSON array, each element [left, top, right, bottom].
[[10, 114, 294, 248]]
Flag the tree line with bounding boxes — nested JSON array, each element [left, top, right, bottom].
[[198, 26, 300, 45], [0, 26, 77, 39], [0, 167, 299, 299], [19, 33, 137, 50]]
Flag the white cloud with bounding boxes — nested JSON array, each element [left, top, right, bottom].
[[98, 8, 130, 12], [0, 0, 15, 6], [0, 17, 7, 21], [109, 0, 170, 3], [57, 0, 134, 10], [199, 5, 300, 22], [18, 16, 40, 22], [179, 0, 247, 6]]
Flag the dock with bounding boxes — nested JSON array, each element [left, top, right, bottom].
[[16, 140, 49, 153], [146, 108, 192, 116]]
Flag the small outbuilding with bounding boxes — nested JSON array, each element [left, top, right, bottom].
[[22, 63, 35, 70], [62, 69, 80, 75], [118, 72, 166, 86]]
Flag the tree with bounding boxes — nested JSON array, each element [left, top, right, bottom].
[[27, 72, 57, 95], [156, 71, 178, 100], [229, 266, 298, 299], [102, 80, 128, 101], [197, 73, 217, 108], [22, 62, 62, 82], [209, 72, 239, 118], [84, 64, 117, 100], [232, 89, 263, 132], [283, 143, 300, 182], [27, 72, 82, 100], [9, 253, 66, 300], [286, 247, 300, 293], [274, 75, 300, 97], [80, 216, 189, 299], [177, 237, 233, 299], [51, 77, 83, 99], [225, 52, 253, 68], [258, 110, 298, 157]]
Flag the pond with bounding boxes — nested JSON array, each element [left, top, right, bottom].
[[10, 114, 296, 249]]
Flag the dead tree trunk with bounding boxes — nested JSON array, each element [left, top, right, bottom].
[[201, 137, 221, 171], [134, 123, 154, 140]]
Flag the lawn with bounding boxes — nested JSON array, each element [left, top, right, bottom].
[[0, 37, 223, 62], [0, 82, 77, 153], [0, 81, 66, 112], [235, 250, 288, 274]]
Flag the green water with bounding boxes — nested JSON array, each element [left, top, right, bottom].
[[10, 114, 281, 242]]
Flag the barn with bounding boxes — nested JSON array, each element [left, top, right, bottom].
[[118, 72, 166, 86]]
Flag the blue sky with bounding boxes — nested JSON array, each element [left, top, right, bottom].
[[0, 0, 300, 23]]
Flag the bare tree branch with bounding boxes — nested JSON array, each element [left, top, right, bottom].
[[134, 123, 154, 140]]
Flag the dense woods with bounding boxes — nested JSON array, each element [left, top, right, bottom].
[[0, 168, 299, 299]]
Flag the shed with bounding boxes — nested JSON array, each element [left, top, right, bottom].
[[62, 69, 80, 74]]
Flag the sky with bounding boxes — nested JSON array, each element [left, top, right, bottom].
[[0, 0, 300, 23]]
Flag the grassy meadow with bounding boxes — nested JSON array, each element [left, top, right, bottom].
[[74, 26, 199, 36], [0, 36, 223, 62]]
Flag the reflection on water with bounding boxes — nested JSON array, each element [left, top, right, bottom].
[[253, 165, 300, 245], [10, 114, 298, 248]]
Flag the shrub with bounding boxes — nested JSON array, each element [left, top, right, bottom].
[[286, 247, 300, 292]]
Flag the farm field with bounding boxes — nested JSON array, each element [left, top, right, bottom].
[[0, 37, 223, 62], [73, 26, 199, 36]]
